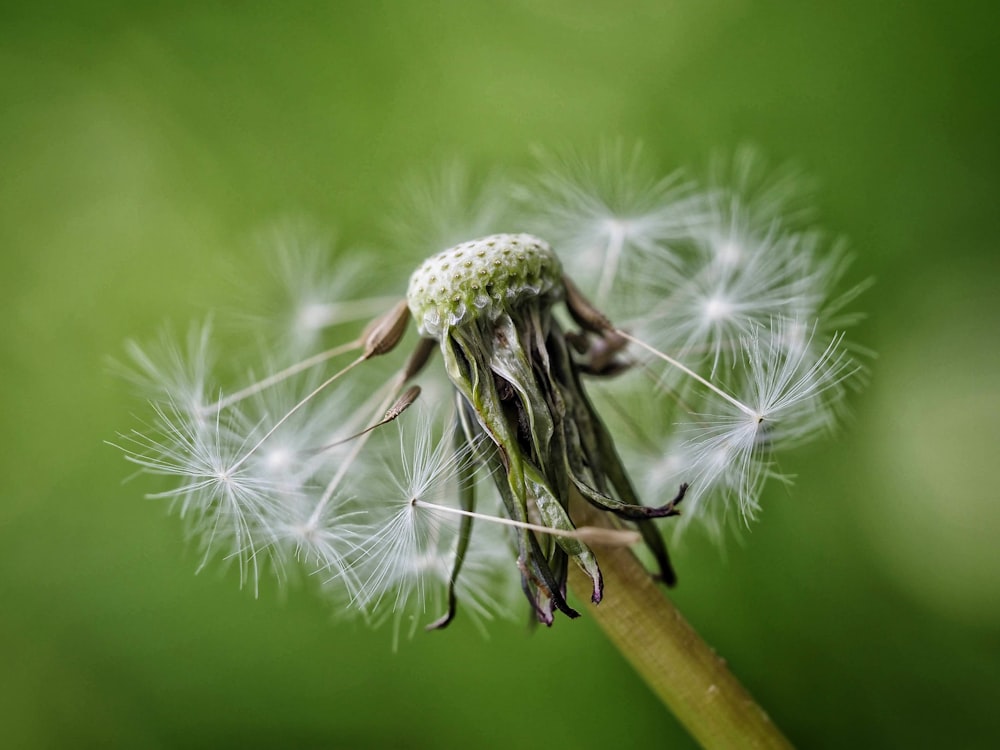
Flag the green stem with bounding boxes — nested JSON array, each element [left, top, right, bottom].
[[567, 494, 794, 750]]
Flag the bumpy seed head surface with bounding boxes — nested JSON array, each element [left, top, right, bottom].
[[407, 233, 563, 337]]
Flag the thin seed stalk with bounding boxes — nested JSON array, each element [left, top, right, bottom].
[[567, 491, 793, 750]]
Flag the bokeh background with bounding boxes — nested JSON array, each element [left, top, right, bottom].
[[2, 2, 998, 748]]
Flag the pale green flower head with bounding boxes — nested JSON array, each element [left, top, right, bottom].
[[407, 233, 563, 337]]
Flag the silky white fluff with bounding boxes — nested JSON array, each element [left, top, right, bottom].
[[114, 143, 868, 633]]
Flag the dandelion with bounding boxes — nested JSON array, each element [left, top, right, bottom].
[[116, 144, 863, 633], [114, 144, 866, 747], [115, 144, 865, 739]]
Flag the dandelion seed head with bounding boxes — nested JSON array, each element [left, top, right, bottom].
[[114, 143, 869, 632]]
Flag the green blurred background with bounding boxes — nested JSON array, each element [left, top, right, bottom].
[[2, 1, 998, 747]]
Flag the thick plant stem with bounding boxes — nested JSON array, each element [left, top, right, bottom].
[[567, 495, 793, 750]]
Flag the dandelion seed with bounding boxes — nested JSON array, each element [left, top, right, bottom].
[[113, 400, 284, 592], [388, 160, 513, 261], [115, 321, 217, 418], [518, 142, 703, 310], [238, 222, 402, 360], [349, 419, 511, 637]]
